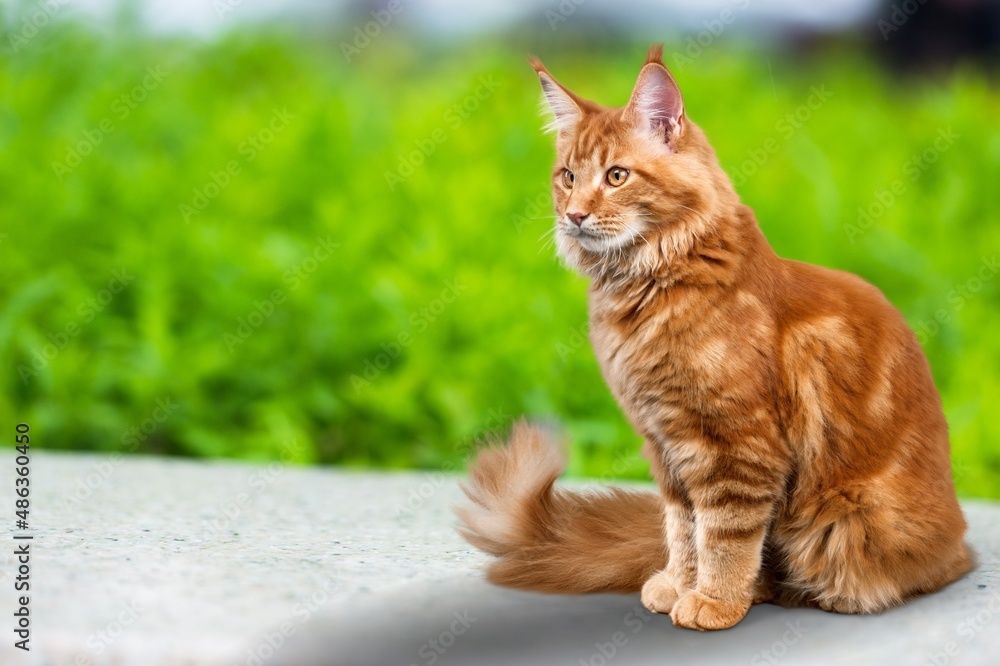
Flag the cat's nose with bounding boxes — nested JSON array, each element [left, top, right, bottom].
[[567, 212, 590, 226]]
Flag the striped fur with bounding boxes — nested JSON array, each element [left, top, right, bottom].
[[456, 46, 972, 631]]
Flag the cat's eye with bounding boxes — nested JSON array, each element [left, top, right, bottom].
[[606, 167, 629, 187], [561, 169, 574, 188]]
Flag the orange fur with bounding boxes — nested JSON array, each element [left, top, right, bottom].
[[456, 421, 665, 593], [456, 45, 972, 630]]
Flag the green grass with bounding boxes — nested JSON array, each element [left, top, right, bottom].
[[1, 18, 998, 496]]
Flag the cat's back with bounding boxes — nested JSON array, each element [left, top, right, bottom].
[[768, 256, 949, 472], [772, 256, 934, 382], [772, 258, 903, 331]]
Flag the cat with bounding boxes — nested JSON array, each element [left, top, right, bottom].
[[455, 45, 973, 631]]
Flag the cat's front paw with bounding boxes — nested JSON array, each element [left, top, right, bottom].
[[670, 590, 749, 631], [640, 570, 683, 614]]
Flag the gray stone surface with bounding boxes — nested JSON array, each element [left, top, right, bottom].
[[0, 452, 998, 666]]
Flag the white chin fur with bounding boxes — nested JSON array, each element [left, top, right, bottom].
[[576, 235, 606, 252], [558, 223, 641, 255], [555, 222, 649, 278]]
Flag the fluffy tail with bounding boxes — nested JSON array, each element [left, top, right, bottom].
[[454, 421, 666, 594]]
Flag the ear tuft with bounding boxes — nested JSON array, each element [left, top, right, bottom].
[[625, 59, 684, 151], [645, 44, 664, 66], [529, 55, 583, 136]]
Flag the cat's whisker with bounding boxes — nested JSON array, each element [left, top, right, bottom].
[[538, 228, 558, 254], [537, 227, 557, 242], [625, 223, 652, 254]]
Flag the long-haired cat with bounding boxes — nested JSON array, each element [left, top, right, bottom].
[[455, 46, 972, 630]]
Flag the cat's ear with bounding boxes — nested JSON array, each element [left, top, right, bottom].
[[529, 56, 584, 136], [624, 45, 685, 151]]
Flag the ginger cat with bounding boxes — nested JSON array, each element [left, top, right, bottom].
[[456, 46, 973, 631]]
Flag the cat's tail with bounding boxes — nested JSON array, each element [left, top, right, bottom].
[[454, 420, 665, 594]]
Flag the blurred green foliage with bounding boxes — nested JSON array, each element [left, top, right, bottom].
[[1, 15, 998, 497]]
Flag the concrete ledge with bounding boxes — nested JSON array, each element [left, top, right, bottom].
[[3, 452, 998, 665]]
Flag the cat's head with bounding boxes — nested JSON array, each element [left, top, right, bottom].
[[532, 45, 730, 280]]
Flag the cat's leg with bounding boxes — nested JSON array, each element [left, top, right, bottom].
[[640, 492, 696, 614], [669, 440, 787, 631], [640, 440, 697, 615], [752, 567, 778, 605]]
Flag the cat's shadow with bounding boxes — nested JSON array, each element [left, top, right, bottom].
[[266, 576, 879, 666]]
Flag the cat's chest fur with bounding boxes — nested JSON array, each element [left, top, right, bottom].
[[587, 280, 724, 437]]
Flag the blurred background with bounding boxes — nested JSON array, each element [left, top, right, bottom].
[[1, 0, 998, 497]]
